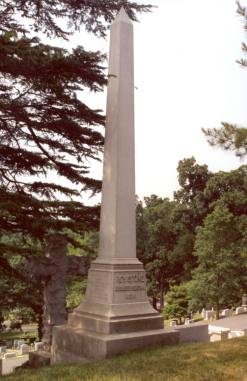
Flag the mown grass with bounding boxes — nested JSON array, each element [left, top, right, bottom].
[[3, 337, 247, 381], [0, 331, 37, 341]]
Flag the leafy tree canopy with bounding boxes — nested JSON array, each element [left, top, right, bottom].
[[188, 203, 247, 319]]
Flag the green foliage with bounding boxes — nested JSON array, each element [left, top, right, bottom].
[[136, 195, 194, 309], [174, 157, 212, 227], [138, 160, 247, 316], [66, 230, 99, 309], [0, 331, 37, 342], [4, 306, 36, 324], [66, 279, 87, 310], [0, 1, 152, 39], [188, 204, 247, 318], [203, 123, 247, 158], [67, 230, 99, 270], [163, 284, 189, 324]]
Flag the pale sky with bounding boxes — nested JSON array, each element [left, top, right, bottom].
[[41, 0, 247, 203], [134, 0, 247, 199]]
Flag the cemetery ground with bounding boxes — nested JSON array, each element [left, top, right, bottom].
[[2, 337, 247, 381], [0, 325, 37, 342]]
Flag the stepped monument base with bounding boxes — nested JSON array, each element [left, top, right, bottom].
[[51, 261, 179, 363]]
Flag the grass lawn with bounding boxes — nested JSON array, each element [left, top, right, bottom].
[[2, 337, 247, 381], [0, 324, 38, 342], [0, 331, 37, 341]]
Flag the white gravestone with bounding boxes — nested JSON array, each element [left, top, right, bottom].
[[0, 346, 6, 355], [17, 340, 25, 349], [20, 344, 29, 355], [236, 306, 246, 315], [205, 310, 215, 320], [34, 342, 44, 351], [3, 353, 17, 359], [221, 309, 233, 317]]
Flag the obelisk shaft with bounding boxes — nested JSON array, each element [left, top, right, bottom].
[[98, 9, 136, 261], [51, 9, 172, 364]]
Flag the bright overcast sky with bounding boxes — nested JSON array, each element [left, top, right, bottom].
[[46, 0, 247, 202], [134, 0, 247, 199]]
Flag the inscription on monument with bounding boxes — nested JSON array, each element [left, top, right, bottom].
[[115, 272, 146, 292]]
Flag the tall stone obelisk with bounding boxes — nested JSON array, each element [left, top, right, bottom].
[[51, 9, 178, 363]]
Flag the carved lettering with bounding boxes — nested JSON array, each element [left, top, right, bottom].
[[114, 272, 146, 293], [116, 273, 145, 285]]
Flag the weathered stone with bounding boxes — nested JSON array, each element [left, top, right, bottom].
[[221, 309, 233, 317], [205, 310, 215, 320], [17, 340, 25, 349], [0, 355, 29, 376], [34, 342, 44, 352], [242, 294, 247, 306], [3, 352, 16, 359], [51, 8, 179, 364], [170, 320, 177, 327], [52, 326, 179, 362], [175, 323, 209, 343], [0, 346, 6, 355], [209, 325, 230, 341], [20, 344, 29, 355], [236, 306, 246, 315]]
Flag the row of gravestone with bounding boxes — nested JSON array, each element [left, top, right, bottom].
[[201, 306, 247, 320], [0, 341, 43, 359]]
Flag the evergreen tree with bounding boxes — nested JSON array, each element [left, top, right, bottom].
[[163, 284, 189, 324], [0, 0, 151, 322]]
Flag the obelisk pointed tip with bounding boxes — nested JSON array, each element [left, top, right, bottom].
[[114, 7, 132, 24]]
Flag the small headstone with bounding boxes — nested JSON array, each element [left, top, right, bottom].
[[201, 308, 205, 318], [221, 309, 233, 317], [34, 342, 44, 352], [236, 306, 246, 315], [0, 346, 7, 354], [3, 352, 17, 359], [242, 294, 247, 307], [205, 310, 215, 320], [170, 320, 177, 327], [20, 344, 29, 355], [17, 340, 25, 349]]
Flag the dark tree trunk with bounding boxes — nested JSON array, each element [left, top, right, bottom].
[[160, 282, 165, 311], [37, 311, 43, 341], [152, 297, 157, 310]]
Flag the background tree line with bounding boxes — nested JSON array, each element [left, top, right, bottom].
[[137, 158, 247, 321]]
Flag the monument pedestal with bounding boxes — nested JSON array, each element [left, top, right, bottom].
[[51, 260, 179, 363]]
